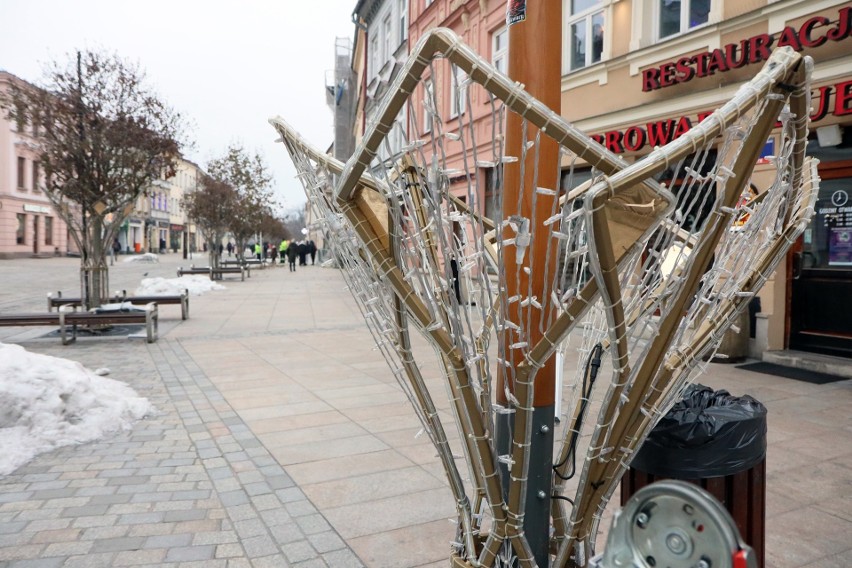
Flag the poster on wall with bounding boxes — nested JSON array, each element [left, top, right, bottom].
[[507, 0, 526, 26], [829, 227, 852, 266]]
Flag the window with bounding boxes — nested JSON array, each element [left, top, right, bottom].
[[566, 0, 605, 72], [370, 35, 380, 78], [45, 216, 53, 246], [658, 0, 710, 39], [17, 157, 26, 189], [451, 67, 468, 117], [423, 78, 434, 133], [492, 28, 509, 75], [398, 0, 407, 44], [383, 14, 393, 63], [16, 214, 26, 245], [32, 162, 40, 192]]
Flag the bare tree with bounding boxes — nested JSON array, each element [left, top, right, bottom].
[[182, 173, 235, 269], [206, 145, 275, 260], [1, 50, 185, 307]]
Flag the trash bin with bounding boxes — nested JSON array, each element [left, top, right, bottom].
[[709, 308, 750, 362], [621, 384, 767, 567], [134, 242, 141, 253]]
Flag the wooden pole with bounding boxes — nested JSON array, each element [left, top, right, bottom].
[[498, 1, 562, 566]]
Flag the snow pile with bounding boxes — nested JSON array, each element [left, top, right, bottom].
[[0, 343, 153, 475], [122, 253, 159, 263], [135, 275, 225, 296]]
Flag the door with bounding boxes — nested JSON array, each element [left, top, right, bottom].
[[789, 158, 852, 358]]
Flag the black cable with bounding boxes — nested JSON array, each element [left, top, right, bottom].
[[553, 343, 603, 480], [551, 494, 574, 505]]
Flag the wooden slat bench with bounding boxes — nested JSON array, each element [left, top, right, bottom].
[[60, 303, 158, 345], [0, 303, 158, 345], [177, 266, 212, 278], [113, 289, 190, 320], [46, 291, 81, 311], [48, 290, 189, 320], [211, 266, 245, 281], [221, 259, 253, 277]]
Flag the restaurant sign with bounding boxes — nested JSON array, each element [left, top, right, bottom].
[[593, 80, 852, 154], [642, 6, 851, 92]]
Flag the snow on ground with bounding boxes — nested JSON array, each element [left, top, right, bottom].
[[122, 253, 159, 263], [135, 275, 225, 296], [0, 343, 153, 475]]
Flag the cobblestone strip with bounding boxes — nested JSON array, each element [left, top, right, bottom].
[[153, 339, 364, 568], [0, 339, 362, 568]]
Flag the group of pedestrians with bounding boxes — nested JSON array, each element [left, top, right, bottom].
[[211, 238, 317, 272], [277, 239, 316, 272]]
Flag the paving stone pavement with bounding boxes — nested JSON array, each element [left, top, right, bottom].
[[1, 254, 851, 568], [0, 335, 363, 568]]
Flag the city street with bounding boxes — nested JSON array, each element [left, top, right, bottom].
[[0, 253, 850, 567]]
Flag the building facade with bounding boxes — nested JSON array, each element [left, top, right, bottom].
[[397, 0, 851, 359], [0, 71, 70, 259], [558, 0, 851, 359]]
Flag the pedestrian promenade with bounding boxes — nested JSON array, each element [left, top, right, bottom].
[[0, 253, 850, 567]]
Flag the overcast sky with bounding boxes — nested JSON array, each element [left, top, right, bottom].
[[0, 0, 357, 209]]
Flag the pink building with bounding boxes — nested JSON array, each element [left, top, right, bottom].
[[408, 0, 509, 220], [0, 71, 70, 258]]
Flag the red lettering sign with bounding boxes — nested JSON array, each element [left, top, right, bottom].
[[639, 7, 848, 92]]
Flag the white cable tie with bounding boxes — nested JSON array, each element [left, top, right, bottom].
[[414, 428, 426, 439], [507, 295, 522, 304], [498, 454, 515, 465], [543, 213, 563, 226], [536, 187, 557, 196], [445, 132, 461, 141], [501, 155, 519, 163], [510, 341, 529, 349]]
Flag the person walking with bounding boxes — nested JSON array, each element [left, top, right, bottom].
[[226, 242, 233, 257], [279, 239, 288, 264], [308, 240, 317, 265], [111, 238, 121, 266], [287, 241, 298, 272], [254, 242, 262, 261], [297, 240, 307, 266]]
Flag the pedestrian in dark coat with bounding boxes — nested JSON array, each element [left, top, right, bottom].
[[298, 240, 307, 266], [287, 243, 298, 272], [308, 240, 317, 265]]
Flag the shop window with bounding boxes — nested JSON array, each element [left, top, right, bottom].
[[658, 0, 710, 40], [565, 0, 605, 72], [492, 27, 509, 75], [16, 214, 26, 245], [17, 157, 26, 189], [45, 216, 53, 246]]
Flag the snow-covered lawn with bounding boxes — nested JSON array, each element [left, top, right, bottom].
[[0, 343, 152, 475], [135, 275, 225, 296]]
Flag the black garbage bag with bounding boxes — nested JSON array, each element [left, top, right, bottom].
[[630, 383, 767, 478]]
